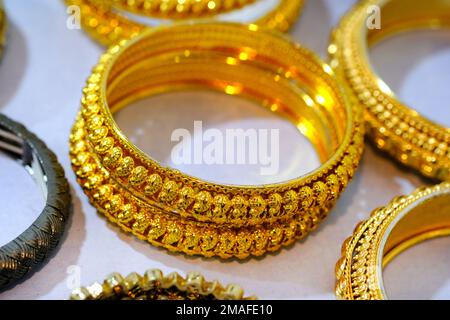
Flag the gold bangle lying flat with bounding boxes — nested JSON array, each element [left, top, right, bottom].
[[336, 182, 450, 300], [70, 269, 253, 300], [329, 0, 450, 181], [108, 0, 257, 19], [65, 0, 304, 46], [69, 22, 364, 259]]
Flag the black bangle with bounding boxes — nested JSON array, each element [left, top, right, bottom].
[[0, 114, 72, 290]]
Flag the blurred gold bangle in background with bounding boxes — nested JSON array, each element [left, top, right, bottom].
[[336, 182, 450, 300], [70, 269, 254, 300], [69, 22, 364, 259], [108, 0, 257, 19], [65, 0, 304, 46], [329, 0, 450, 181], [0, 0, 6, 56]]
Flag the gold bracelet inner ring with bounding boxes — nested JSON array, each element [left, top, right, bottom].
[[108, 57, 340, 165]]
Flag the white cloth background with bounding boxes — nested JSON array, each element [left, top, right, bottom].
[[0, 0, 449, 300]]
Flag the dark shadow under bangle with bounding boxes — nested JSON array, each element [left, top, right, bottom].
[[0, 114, 72, 291]]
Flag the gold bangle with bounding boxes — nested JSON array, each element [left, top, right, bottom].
[[69, 22, 364, 259], [70, 269, 254, 300], [0, 0, 6, 56], [65, 0, 304, 46], [329, 0, 450, 181], [108, 0, 257, 19], [336, 182, 450, 300]]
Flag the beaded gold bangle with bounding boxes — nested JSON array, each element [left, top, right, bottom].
[[108, 0, 257, 19], [336, 182, 450, 300], [329, 0, 450, 181], [70, 269, 253, 300], [65, 0, 304, 46], [69, 22, 364, 259]]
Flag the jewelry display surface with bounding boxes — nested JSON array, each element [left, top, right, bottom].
[[0, 0, 449, 299]]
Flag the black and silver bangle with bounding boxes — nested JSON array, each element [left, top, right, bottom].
[[0, 114, 72, 290]]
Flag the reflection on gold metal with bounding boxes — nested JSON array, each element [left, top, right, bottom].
[[224, 84, 242, 95]]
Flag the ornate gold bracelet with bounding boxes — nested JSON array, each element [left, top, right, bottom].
[[69, 22, 364, 259], [108, 0, 257, 19], [65, 0, 304, 46], [329, 0, 450, 181], [70, 269, 253, 300], [336, 182, 450, 300]]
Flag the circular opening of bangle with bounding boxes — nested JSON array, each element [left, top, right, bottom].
[[0, 123, 48, 200], [0, 124, 47, 245], [100, 22, 353, 189], [361, 0, 450, 127]]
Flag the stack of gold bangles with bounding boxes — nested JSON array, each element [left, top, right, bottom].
[[69, 22, 365, 259]]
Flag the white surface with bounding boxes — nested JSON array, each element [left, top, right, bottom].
[[116, 92, 320, 185], [0, 0, 449, 300]]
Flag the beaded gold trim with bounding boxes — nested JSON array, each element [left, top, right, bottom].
[[329, 0, 450, 181], [70, 269, 254, 300], [109, 0, 257, 18], [65, 0, 304, 46]]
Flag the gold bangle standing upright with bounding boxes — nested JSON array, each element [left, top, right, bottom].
[[69, 22, 364, 259], [329, 0, 450, 181], [336, 182, 450, 300], [65, 0, 304, 46]]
